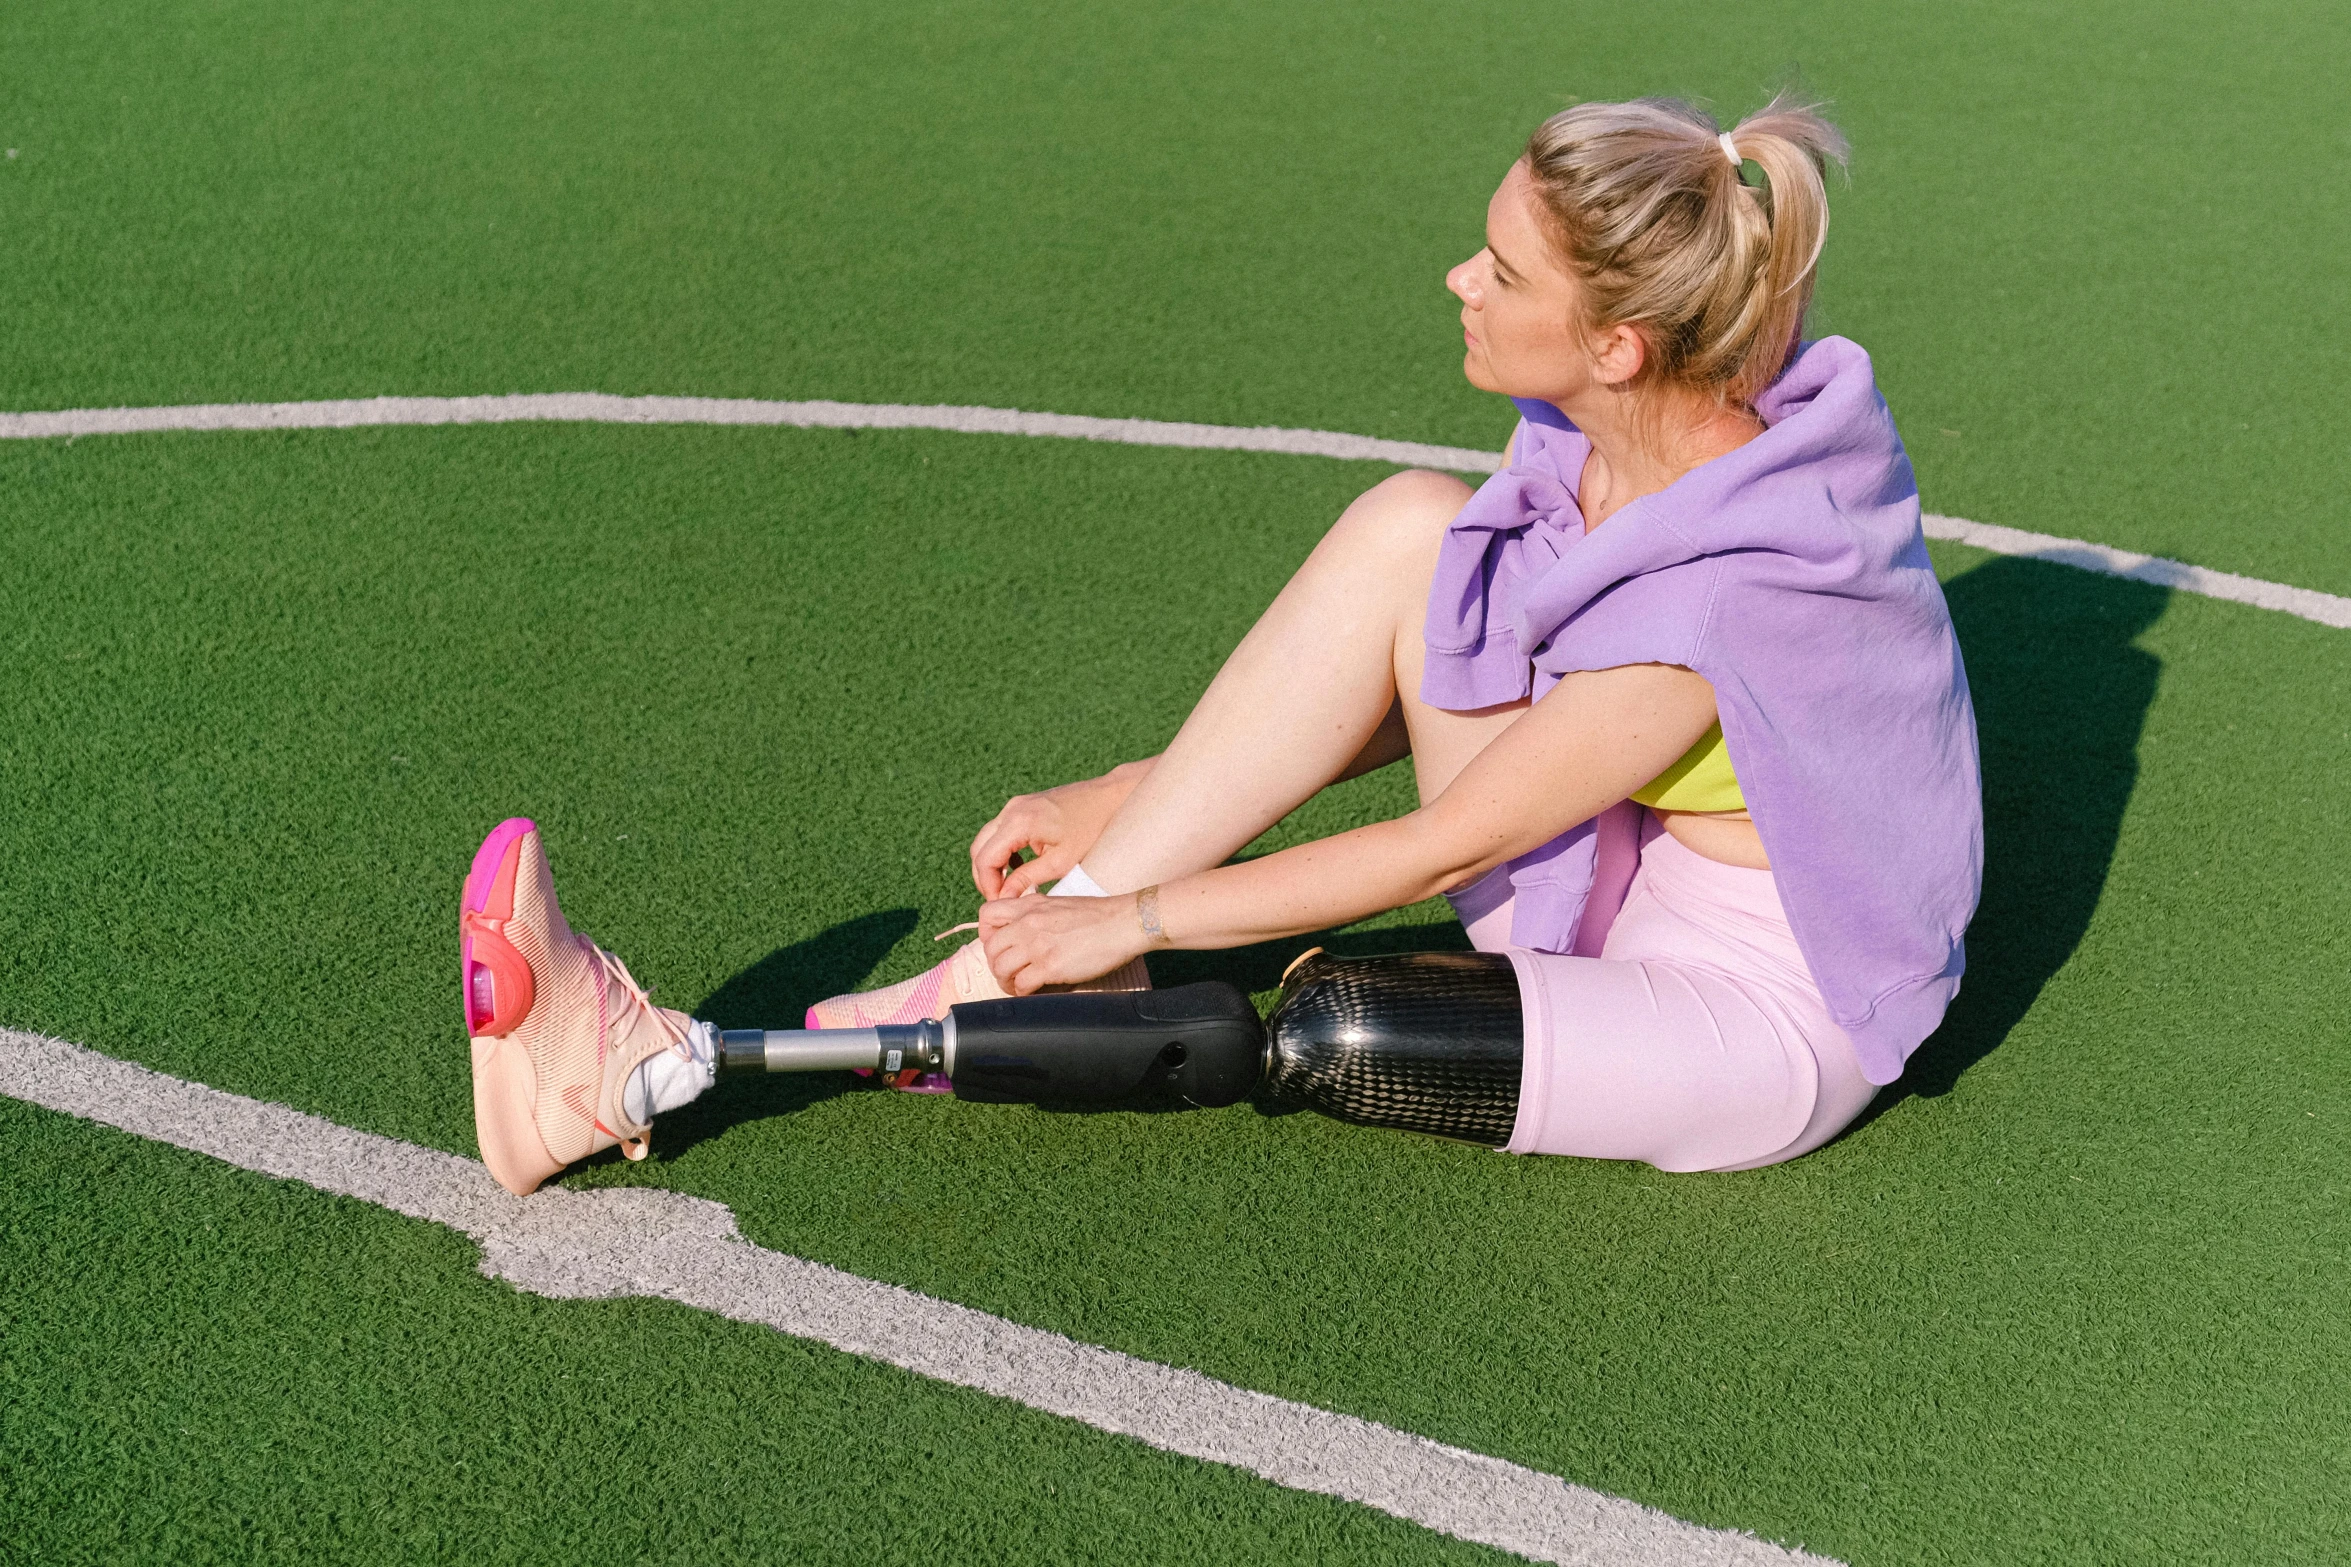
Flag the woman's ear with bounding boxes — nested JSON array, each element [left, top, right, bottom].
[[1589, 321, 1648, 387]]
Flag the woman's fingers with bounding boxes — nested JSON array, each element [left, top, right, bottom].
[[978, 900, 1042, 990], [969, 820, 1018, 897], [972, 848, 1012, 900], [978, 892, 1129, 993], [968, 807, 1012, 865], [996, 847, 1075, 899], [987, 892, 1104, 991], [970, 825, 1038, 898], [970, 798, 1061, 897]]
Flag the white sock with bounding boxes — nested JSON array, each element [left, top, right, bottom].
[[1051, 863, 1110, 897], [625, 1019, 718, 1125]]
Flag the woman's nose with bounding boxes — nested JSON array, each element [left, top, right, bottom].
[[1446, 256, 1483, 307]]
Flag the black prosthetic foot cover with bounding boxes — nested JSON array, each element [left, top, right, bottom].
[[1265, 950, 1523, 1146]]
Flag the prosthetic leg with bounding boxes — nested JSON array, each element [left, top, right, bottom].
[[721, 951, 1526, 1146]]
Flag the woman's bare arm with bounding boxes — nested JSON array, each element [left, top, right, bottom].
[[1146, 662, 1714, 946], [976, 663, 1719, 989]]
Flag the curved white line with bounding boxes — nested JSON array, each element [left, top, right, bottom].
[[1920, 514, 2351, 630], [0, 392, 1504, 474], [0, 1028, 1835, 1567], [5, 392, 2345, 630]]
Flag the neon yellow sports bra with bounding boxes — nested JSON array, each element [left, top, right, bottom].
[[1630, 722, 1745, 814]]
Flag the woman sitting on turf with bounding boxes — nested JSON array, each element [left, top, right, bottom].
[[460, 94, 1981, 1195]]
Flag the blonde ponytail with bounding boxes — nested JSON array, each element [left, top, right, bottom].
[[1521, 93, 1849, 408]]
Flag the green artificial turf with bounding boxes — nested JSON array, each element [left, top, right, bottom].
[[5, 426, 2349, 1564], [7, 2, 2351, 1560], [0, 1095, 1502, 1565], [4, 0, 2351, 593]]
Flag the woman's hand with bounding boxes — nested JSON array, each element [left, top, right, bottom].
[[969, 760, 1151, 899], [976, 891, 1149, 995]]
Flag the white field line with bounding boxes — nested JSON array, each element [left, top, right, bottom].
[[5, 392, 2344, 631], [0, 1028, 1836, 1567], [0, 392, 1503, 475], [1919, 514, 2351, 630]]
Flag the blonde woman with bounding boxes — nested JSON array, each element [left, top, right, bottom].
[[461, 96, 1981, 1194]]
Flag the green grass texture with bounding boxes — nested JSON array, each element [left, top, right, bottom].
[[7, 1, 2351, 1561], [0, 1095, 1502, 1565], [5, 0, 2351, 593], [4, 426, 2348, 1563]]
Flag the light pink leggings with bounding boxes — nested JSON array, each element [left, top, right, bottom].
[[1448, 817, 1876, 1172]]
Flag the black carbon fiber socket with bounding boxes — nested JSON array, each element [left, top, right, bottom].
[[947, 981, 1265, 1108], [1265, 949, 1524, 1146]]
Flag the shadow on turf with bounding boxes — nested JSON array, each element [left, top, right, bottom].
[[641, 907, 924, 1156], [1855, 554, 2168, 1125]]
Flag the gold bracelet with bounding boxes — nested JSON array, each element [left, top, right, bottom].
[[1135, 885, 1169, 946]]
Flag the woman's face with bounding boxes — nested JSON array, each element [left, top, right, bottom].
[[1447, 162, 1620, 407]]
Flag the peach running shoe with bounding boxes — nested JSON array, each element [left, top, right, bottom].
[[462, 817, 698, 1195], [806, 929, 1150, 1092]]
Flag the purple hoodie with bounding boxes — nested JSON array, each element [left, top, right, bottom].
[[1422, 337, 1982, 1084]]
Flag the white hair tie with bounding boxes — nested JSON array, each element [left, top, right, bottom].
[[1717, 132, 1742, 168]]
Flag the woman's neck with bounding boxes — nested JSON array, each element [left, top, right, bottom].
[[1565, 385, 1763, 532]]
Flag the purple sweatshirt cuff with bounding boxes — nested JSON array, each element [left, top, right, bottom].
[[1835, 948, 1968, 1085], [1420, 637, 1534, 711]]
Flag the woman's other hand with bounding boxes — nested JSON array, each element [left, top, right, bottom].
[[977, 891, 1148, 995], [969, 759, 1152, 898]]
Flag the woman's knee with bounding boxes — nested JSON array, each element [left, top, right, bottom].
[[1320, 469, 1475, 567]]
